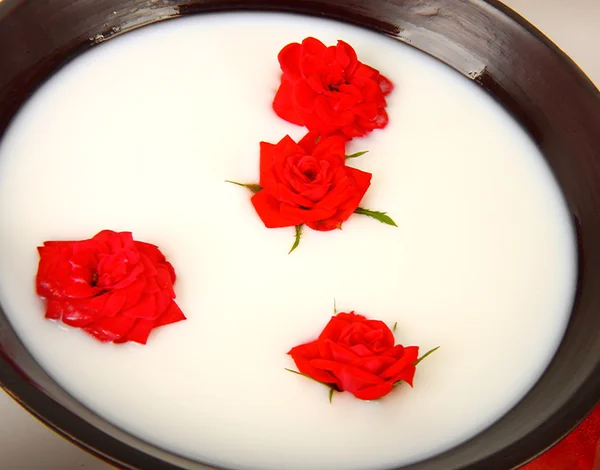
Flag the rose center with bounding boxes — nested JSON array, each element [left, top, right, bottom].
[[295, 156, 323, 182], [327, 79, 350, 92], [303, 169, 317, 180], [90, 271, 99, 287]]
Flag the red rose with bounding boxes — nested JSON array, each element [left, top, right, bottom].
[[251, 133, 372, 231], [288, 312, 419, 400], [36, 230, 186, 344], [273, 37, 393, 140]]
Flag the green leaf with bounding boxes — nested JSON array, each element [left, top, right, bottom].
[[393, 322, 398, 332], [225, 180, 262, 194], [285, 368, 313, 380], [288, 225, 303, 254], [354, 207, 398, 227], [346, 150, 368, 159], [285, 368, 338, 399], [285, 368, 328, 387], [414, 346, 440, 366], [392, 347, 439, 389]]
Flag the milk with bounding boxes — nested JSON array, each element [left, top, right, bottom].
[[0, 12, 576, 470]]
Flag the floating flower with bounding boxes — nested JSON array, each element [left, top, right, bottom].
[[36, 230, 185, 344], [227, 132, 396, 252], [287, 310, 437, 401], [273, 37, 393, 140]]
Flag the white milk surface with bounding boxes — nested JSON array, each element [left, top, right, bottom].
[[0, 13, 577, 470]]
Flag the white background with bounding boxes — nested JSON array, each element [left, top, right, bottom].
[[1, 1, 598, 468]]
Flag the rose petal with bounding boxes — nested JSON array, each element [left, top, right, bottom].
[[143, 276, 162, 294], [299, 54, 327, 89], [36, 243, 98, 299], [339, 123, 366, 140], [352, 382, 394, 400], [293, 80, 320, 113], [352, 62, 379, 80], [44, 299, 63, 320], [339, 322, 379, 346], [288, 341, 339, 385], [278, 42, 302, 80], [251, 191, 304, 228], [277, 182, 317, 208], [353, 355, 397, 375], [61, 278, 99, 299], [357, 108, 389, 131], [318, 312, 364, 342], [117, 302, 186, 344], [120, 278, 147, 310], [327, 340, 361, 364], [336, 363, 386, 389], [361, 320, 395, 348], [314, 95, 355, 128], [305, 178, 357, 230], [83, 315, 136, 342], [356, 78, 385, 104], [61, 296, 108, 326], [311, 135, 346, 163], [298, 109, 336, 136], [97, 250, 143, 290], [154, 301, 186, 327], [306, 72, 327, 95], [115, 319, 155, 345], [312, 361, 384, 394], [380, 346, 419, 381], [391, 364, 417, 387], [297, 131, 323, 155], [349, 343, 376, 357], [269, 135, 306, 185], [336, 40, 359, 74], [280, 203, 335, 224], [120, 294, 158, 320], [155, 265, 175, 297], [259, 141, 277, 188], [273, 76, 304, 126], [354, 100, 379, 121], [93, 231, 134, 254], [379, 74, 394, 96], [300, 37, 327, 56], [308, 166, 371, 231], [101, 291, 128, 317]]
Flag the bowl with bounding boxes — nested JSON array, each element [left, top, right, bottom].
[[0, 1, 599, 469]]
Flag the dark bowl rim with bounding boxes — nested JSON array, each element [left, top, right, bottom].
[[0, 1, 599, 469]]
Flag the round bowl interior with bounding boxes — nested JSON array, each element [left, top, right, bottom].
[[0, 1, 599, 469]]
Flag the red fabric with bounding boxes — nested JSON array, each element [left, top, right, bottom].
[[523, 404, 600, 470]]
